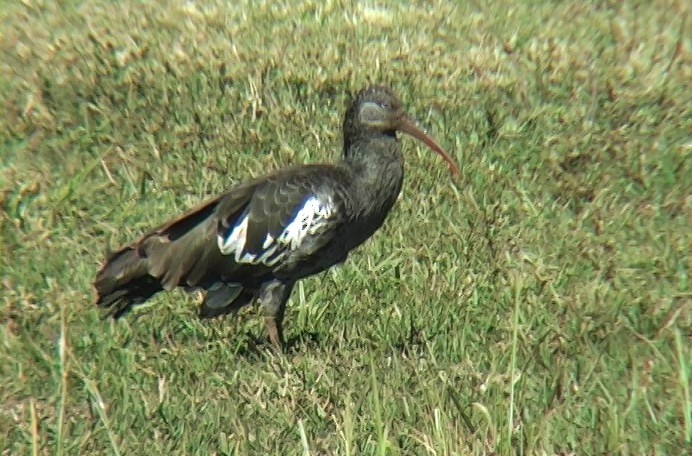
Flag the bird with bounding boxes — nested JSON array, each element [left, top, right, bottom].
[[94, 85, 459, 350]]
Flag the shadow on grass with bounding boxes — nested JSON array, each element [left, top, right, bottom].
[[222, 329, 323, 359]]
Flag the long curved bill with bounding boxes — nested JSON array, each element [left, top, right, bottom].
[[398, 116, 459, 177]]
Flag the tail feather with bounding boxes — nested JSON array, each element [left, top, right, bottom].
[[93, 185, 256, 318]]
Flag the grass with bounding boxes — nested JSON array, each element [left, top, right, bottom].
[[1, 0, 690, 454]]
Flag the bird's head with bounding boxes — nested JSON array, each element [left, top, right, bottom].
[[344, 86, 459, 177]]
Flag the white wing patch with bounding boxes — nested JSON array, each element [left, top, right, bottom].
[[262, 233, 275, 249], [217, 214, 250, 261], [278, 196, 334, 249], [217, 195, 335, 267]]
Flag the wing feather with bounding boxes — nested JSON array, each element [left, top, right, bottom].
[[217, 166, 348, 269]]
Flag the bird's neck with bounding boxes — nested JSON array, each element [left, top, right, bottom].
[[341, 136, 405, 218]]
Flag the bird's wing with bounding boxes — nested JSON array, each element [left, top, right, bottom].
[[215, 166, 348, 269], [102, 165, 349, 292], [136, 180, 258, 288]]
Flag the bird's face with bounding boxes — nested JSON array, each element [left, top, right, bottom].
[[356, 87, 406, 131], [354, 86, 459, 177]]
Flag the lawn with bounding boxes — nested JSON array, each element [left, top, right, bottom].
[[1, 0, 690, 454]]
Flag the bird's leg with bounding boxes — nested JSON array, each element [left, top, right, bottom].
[[257, 280, 294, 351]]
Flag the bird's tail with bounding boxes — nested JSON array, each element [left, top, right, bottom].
[[93, 187, 254, 318], [94, 246, 163, 318]]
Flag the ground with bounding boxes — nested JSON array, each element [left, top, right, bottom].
[[1, 0, 690, 454]]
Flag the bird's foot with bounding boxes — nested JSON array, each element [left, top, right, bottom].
[[265, 316, 284, 353]]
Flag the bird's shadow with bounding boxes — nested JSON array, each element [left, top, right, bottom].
[[233, 330, 322, 359], [286, 331, 322, 351]]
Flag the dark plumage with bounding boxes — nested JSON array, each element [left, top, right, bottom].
[[94, 85, 458, 350]]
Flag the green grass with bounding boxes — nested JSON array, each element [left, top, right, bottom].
[[1, 0, 690, 454]]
